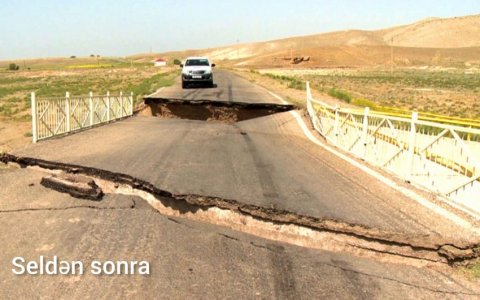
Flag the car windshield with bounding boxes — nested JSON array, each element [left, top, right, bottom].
[[185, 59, 209, 66]]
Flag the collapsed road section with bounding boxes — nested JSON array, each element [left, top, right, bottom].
[[1, 153, 479, 267], [141, 97, 296, 123]]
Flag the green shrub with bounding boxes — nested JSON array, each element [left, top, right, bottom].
[[287, 78, 305, 90], [328, 88, 351, 103], [8, 63, 19, 71], [173, 59, 181, 65]]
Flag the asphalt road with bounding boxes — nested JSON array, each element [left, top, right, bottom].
[[14, 71, 476, 238], [1, 167, 479, 299], [3, 70, 480, 298], [156, 70, 278, 103]]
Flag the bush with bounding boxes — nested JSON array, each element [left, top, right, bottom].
[[173, 59, 181, 65], [70, 56, 76, 59], [328, 88, 351, 103], [287, 78, 305, 90], [8, 63, 19, 71]]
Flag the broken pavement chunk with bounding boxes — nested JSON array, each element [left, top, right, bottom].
[[40, 173, 103, 201]]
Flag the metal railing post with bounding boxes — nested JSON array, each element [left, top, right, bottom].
[[65, 92, 70, 132], [334, 105, 339, 146], [305, 82, 310, 109], [89, 91, 94, 126], [306, 81, 312, 102], [31, 92, 37, 143], [361, 107, 370, 160], [130, 92, 134, 116], [405, 111, 418, 182], [120, 91, 124, 118], [305, 81, 320, 133], [106, 91, 111, 121], [306, 82, 313, 116]]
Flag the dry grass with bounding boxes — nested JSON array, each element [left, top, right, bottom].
[[258, 68, 480, 119], [231, 68, 352, 109], [0, 65, 177, 120], [0, 60, 178, 151]]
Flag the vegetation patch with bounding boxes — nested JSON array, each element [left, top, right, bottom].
[[261, 68, 480, 119], [128, 71, 178, 104], [0, 64, 178, 119], [463, 260, 480, 279], [7, 63, 19, 71], [328, 88, 352, 103], [263, 73, 306, 90]]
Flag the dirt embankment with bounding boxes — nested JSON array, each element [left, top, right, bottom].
[[0, 119, 31, 153]]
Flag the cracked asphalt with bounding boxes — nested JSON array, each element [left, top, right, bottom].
[[2, 70, 480, 298], [13, 71, 478, 239], [1, 167, 480, 299]]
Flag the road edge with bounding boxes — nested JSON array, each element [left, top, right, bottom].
[[266, 90, 480, 232]]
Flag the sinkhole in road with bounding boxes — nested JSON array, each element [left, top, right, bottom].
[[141, 97, 296, 123], [2, 153, 480, 268]]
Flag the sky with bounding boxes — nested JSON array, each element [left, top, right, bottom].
[[0, 0, 479, 60]]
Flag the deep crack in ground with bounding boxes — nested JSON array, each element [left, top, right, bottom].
[[141, 97, 296, 123], [1, 152, 479, 267]]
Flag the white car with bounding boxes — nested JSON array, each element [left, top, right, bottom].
[[180, 57, 215, 88]]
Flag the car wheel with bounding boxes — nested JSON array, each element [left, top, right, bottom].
[[182, 80, 187, 89]]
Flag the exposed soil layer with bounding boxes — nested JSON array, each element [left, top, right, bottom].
[[142, 97, 296, 123], [1, 153, 479, 266]]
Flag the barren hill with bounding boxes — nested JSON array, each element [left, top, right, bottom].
[[380, 14, 480, 48], [132, 14, 480, 68]]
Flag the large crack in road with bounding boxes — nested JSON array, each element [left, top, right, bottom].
[[1, 153, 479, 267], [141, 97, 296, 123]]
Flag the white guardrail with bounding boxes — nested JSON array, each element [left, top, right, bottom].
[[31, 91, 133, 143], [305, 82, 480, 214]]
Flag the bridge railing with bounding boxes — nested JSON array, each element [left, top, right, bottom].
[[31, 91, 133, 143], [306, 82, 480, 213]]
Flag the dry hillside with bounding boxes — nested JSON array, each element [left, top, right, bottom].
[[132, 14, 480, 68], [380, 15, 480, 48]]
